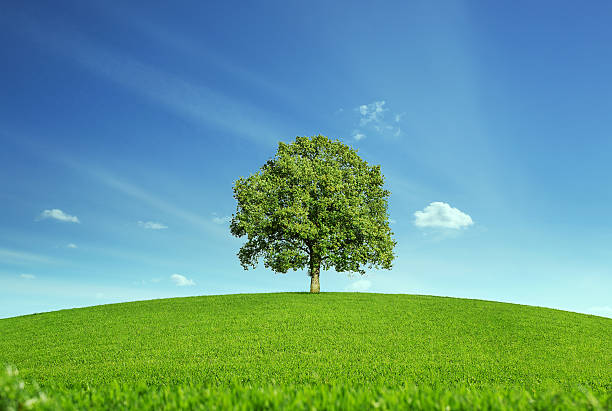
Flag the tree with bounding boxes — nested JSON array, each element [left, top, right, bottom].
[[230, 135, 396, 293]]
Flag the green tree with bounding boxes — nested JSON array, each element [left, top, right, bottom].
[[230, 135, 396, 293]]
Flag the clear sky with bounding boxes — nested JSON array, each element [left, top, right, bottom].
[[1, 1, 611, 319]]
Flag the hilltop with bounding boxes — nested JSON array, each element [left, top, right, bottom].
[[1, 293, 610, 409]]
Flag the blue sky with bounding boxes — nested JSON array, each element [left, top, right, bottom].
[[1, 1, 611, 319]]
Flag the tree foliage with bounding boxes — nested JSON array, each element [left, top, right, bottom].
[[230, 135, 395, 285]]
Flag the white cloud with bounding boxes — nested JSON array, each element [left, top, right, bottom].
[[170, 273, 195, 286], [414, 202, 473, 229], [67, 243, 78, 249], [353, 132, 366, 141], [20, 274, 36, 280], [212, 214, 231, 225], [37, 209, 80, 223], [358, 101, 387, 126], [353, 100, 401, 138], [587, 306, 612, 318], [138, 221, 168, 230], [347, 278, 372, 292]]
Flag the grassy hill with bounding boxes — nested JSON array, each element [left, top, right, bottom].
[[1, 293, 610, 410]]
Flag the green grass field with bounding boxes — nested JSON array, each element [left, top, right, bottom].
[[1, 293, 611, 410]]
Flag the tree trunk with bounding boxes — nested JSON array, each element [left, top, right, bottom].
[[309, 255, 321, 293], [310, 271, 320, 293]]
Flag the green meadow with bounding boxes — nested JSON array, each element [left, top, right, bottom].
[[1, 293, 611, 410]]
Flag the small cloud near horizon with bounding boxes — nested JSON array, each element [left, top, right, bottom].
[[37, 209, 80, 223], [587, 306, 612, 318], [138, 221, 168, 230], [414, 202, 473, 229], [170, 273, 195, 286], [20, 273, 36, 280], [346, 278, 372, 292]]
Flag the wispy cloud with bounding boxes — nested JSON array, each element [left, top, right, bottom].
[[0, 248, 60, 265], [170, 273, 195, 287], [346, 278, 372, 292], [352, 131, 366, 141], [359, 101, 387, 126], [84, 168, 216, 233], [67, 243, 78, 249], [6, 132, 219, 236], [98, 5, 295, 106], [414, 202, 473, 229], [37, 209, 80, 223], [1, 127, 228, 239], [17, 19, 285, 146], [0, 276, 177, 311], [212, 213, 231, 225], [138, 221, 168, 230], [352, 100, 402, 140], [19, 273, 36, 280]]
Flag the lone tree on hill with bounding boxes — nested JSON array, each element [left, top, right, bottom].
[[230, 135, 396, 293]]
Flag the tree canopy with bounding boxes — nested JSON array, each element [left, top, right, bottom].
[[230, 135, 395, 292]]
